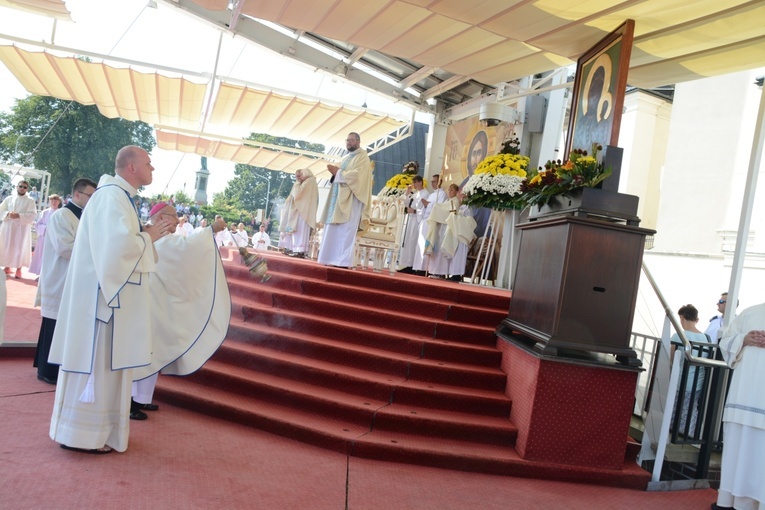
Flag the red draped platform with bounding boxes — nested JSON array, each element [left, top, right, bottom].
[[498, 336, 639, 470]]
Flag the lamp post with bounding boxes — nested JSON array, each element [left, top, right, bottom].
[[14, 134, 35, 164]]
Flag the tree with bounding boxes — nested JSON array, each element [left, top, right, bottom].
[[218, 133, 323, 216], [171, 189, 193, 206], [0, 96, 155, 194]]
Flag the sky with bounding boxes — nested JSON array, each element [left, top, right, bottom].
[[0, 0, 421, 201]]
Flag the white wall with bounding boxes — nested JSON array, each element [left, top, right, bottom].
[[618, 90, 672, 231], [653, 69, 765, 255], [630, 68, 765, 337]]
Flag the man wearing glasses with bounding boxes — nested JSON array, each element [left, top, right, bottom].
[[706, 292, 736, 344], [0, 180, 37, 279]]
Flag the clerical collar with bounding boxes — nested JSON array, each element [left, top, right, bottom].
[[65, 200, 84, 220]]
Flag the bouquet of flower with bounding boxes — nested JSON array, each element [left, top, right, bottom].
[[378, 161, 420, 198], [462, 139, 529, 210], [519, 144, 611, 208]]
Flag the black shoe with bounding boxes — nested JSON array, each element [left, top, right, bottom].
[[414, 270, 426, 277], [129, 410, 148, 420], [37, 374, 57, 385], [448, 275, 462, 282], [134, 402, 159, 411], [711, 504, 734, 510], [398, 267, 413, 274]]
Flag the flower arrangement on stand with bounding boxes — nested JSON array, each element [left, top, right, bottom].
[[378, 161, 420, 198], [461, 138, 529, 210], [519, 144, 611, 208]]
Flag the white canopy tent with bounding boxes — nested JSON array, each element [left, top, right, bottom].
[[0, 0, 764, 299]]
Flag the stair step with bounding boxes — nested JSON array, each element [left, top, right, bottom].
[[160, 361, 516, 447], [350, 430, 649, 489], [238, 303, 498, 350], [160, 251, 647, 488], [226, 318, 503, 371], [371, 403, 518, 446], [211, 341, 512, 416]]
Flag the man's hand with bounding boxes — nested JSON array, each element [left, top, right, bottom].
[[144, 218, 174, 242], [743, 330, 765, 348], [421, 198, 429, 207], [327, 164, 339, 176], [8, 212, 19, 219], [211, 218, 227, 234]]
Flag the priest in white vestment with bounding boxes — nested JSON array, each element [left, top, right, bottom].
[[715, 303, 765, 510], [34, 178, 98, 385], [427, 184, 476, 282], [131, 203, 231, 414], [48, 146, 177, 454], [318, 132, 373, 267], [29, 194, 63, 276], [232, 223, 250, 248], [279, 169, 319, 258], [412, 174, 447, 275], [216, 225, 236, 247], [252, 224, 270, 251], [0, 180, 37, 278], [174, 215, 194, 237], [397, 175, 429, 272]]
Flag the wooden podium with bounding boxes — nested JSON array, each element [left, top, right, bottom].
[[498, 215, 654, 366]]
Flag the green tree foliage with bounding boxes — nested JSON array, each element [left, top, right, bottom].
[[170, 189, 193, 206], [219, 133, 323, 216], [0, 96, 155, 194], [199, 195, 249, 225]]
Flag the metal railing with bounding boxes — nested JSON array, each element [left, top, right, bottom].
[[632, 262, 732, 479]]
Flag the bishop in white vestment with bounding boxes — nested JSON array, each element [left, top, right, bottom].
[[131, 203, 231, 410]]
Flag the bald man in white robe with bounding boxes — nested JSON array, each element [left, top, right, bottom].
[[318, 132, 372, 268], [48, 146, 176, 454]]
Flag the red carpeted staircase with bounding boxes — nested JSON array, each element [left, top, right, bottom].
[[155, 249, 649, 488]]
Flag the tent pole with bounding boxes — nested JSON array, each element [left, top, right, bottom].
[[725, 81, 765, 327]]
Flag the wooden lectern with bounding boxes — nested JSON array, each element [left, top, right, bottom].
[[498, 214, 654, 366]]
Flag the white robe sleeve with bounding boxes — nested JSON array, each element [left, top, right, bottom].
[[132, 228, 231, 380]]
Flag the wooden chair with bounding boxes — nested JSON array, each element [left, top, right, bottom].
[[353, 196, 405, 275]]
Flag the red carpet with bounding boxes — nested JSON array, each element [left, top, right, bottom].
[[155, 249, 650, 489]]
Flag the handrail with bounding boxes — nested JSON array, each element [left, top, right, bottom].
[[641, 262, 728, 369]]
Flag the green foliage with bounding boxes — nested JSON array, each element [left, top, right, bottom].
[[171, 189, 193, 206], [199, 200, 248, 225], [0, 96, 155, 194]]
